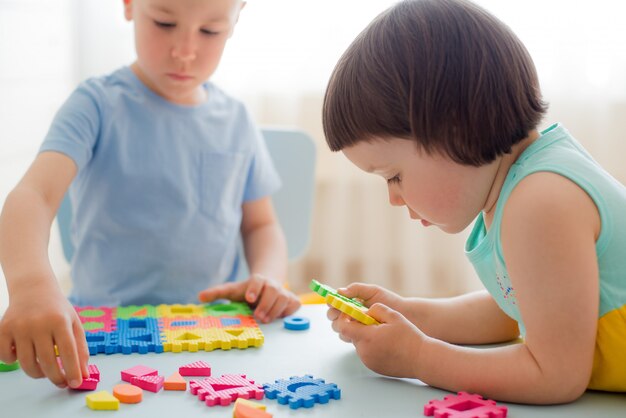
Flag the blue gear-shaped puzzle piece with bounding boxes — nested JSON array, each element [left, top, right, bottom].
[[263, 375, 341, 409]]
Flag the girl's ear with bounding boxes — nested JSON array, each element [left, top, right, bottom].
[[123, 0, 133, 21]]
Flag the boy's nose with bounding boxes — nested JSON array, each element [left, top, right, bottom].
[[172, 34, 197, 62]]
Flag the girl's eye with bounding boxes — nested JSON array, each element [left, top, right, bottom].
[[154, 20, 175, 29], [387, 175, 401, 185], [200, 29, 219, 36]]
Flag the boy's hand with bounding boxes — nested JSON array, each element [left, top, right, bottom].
[[0, 285, 90, 388], [336, 282, 405, 312], [328, 303, 426, 378], [198, 274, 301, 323]]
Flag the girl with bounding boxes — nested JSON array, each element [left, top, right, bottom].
[[322, 0, 626, 404]]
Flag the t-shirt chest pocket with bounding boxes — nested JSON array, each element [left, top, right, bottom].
[[199, 151, 248, 225]]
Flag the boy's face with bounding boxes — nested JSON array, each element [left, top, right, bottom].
[[342, 138, 500, 234], [124, 0, 244, 105]]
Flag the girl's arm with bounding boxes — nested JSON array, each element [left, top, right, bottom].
[[0, 151, 90, 388], [337, 284, 520, 345], [334, 172, 599, 404], [400, 291, 520, 344]]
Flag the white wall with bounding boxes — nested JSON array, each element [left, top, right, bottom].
[[2, 0, 626, 313]]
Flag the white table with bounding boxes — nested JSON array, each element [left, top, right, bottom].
[[0, 304, 624, 417]]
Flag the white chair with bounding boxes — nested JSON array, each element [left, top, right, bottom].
[[57, 128, 317, 279]]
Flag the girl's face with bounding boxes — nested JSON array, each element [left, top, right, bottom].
[[342, 138, 501, 234], [124, 0, 244, 105]]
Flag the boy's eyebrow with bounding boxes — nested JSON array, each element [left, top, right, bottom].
[[148, 5, 230, 25], [149, 5, 174, 14]]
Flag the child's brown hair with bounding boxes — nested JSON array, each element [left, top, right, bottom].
[[323, 0, 547, 166]]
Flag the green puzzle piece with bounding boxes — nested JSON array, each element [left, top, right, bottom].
[[0, 361, 20, 372], [309, 279, 364, 308], [203, 302, 253, 316]]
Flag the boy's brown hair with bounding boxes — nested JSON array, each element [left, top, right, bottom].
[[322, 0, 547, 166]]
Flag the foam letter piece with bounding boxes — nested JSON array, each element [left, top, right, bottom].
[[423, 392, 508, 418]]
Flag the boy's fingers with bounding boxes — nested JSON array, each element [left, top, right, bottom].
[[265, 297, 289, 322], [33, 335, 67, 388], [73, 321, 91, 378], [253, 286, 278, 322], [14, 338, 44, 379], [198, 282, 246, 302], [283, 298, 301, 318], [55, 328, 84, 388], [245, 275, 266, 304], [0, 328, 17, 364]]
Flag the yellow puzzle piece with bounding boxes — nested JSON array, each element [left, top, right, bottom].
[[326, 294, 380, 325], [86, 390, 120, 410], [161, 327, 264, 352]]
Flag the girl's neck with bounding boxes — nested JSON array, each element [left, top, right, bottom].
[[482, 129, 540, 227]]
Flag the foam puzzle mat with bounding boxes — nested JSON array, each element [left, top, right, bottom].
[[75, 302, 264, 355]]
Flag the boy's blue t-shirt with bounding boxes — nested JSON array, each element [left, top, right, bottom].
[[40, 66, 281, 306]]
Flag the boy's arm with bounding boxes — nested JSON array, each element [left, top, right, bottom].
[[0, 151, 89, 387], [239, 196, 287, 283], [198, 196, 300, 322]]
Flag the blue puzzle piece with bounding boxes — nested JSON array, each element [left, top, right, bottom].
[[116, 318, 163, 354], [263, 375, 341, 409], [85, 331, 119, 355]]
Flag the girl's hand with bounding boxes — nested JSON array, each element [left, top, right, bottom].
[[0, 285, 90, 388], [336, 282, 406, 312], [198, 274, 301, 323], [328, 303, 426, 378]]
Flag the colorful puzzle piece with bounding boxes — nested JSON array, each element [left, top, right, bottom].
[[326, 293, 380, 325], [309, 279, 379, 325], [233, 398, 273, 418], [73, 376, 99, 391], [76, 302, 263, 355], [164, 371, 187, 391], [0, 361, 20, 372], [131, 374, 164, 393], [179, 360, 211, 376], [113, 383, 143, 404], [121, 365, 158, 382], [309, 279, 364, 307], [189, 374, 265, 407], [263, 375, 341, 409], [116, 305, 158, 319], [161, 327, 264, 352], [86, 390, 120, 410], [57, 359, 100, 391], [283, 316, 310, 331], [204, 302, 253, 316], [75, 307, 117, 333], [423, 392, 508, 418], [234, 398, 267, 411]]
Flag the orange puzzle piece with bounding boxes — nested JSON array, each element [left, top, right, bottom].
[[164, 371, 187, 391]]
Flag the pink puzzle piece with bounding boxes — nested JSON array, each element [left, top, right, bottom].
[[189, 374, 264, 407], [57, 359, 101, 391], [121, 365, 158, 383], [179, 360, 211, 376], [130, 375, 165, 393], [424, 392, 507, 418]]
